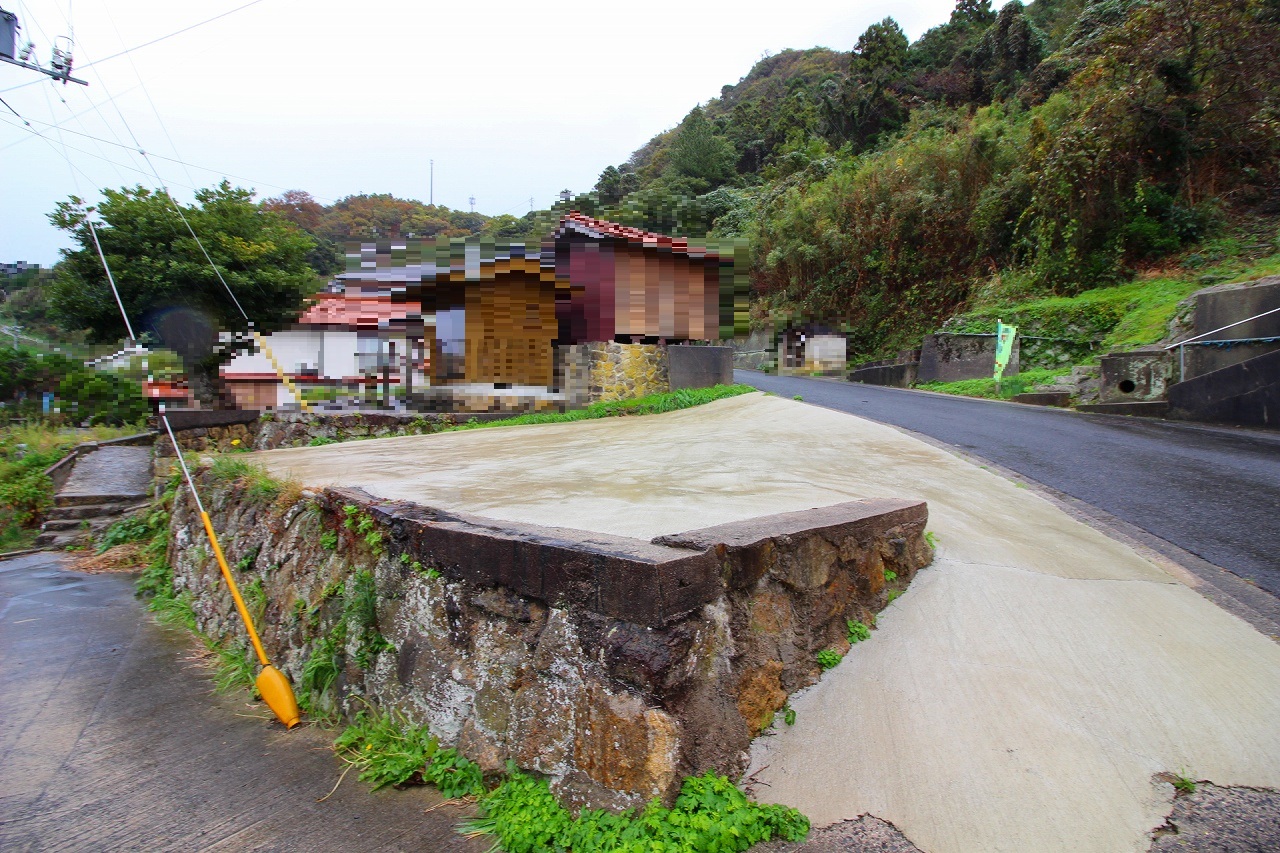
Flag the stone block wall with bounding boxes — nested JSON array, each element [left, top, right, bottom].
[[157, 410, 508, 458], [559, 342, 670, 407], [167, 473, 932, 812]]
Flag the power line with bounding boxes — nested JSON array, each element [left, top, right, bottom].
[[82, 0, 267, 71], [0, 1, 266, 95], [0, 110, 334, 202], [0, 79, 145, 152], [0, 113, 200, 189]]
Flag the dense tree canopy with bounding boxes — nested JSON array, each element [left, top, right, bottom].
[[557, 0, 1280, 359], [48, 181, 318, 398]]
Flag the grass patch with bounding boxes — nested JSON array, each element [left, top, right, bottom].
[[213, 644, 256, 694], [208, 455, 302, 509], [461, 768, 809, 853], [335, 708, 484, 796], [445, 384, 756, 433], [0, 422, 143, 550], [916, 367, 1068, 400], [950, 243, 1280, 359]]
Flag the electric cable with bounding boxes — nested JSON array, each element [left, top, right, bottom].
[[0, 111, 335, 201], [0, 1, 268, 93]]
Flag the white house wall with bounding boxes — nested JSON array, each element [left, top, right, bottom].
[[225, 330, 333, 378], [321, 331, 359, 379]]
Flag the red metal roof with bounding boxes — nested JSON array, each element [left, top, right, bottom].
[[558, 211, 718, 259], [296, 293, 419, 329]]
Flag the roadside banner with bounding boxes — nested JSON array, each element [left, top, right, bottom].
[[994, 320, 1017, 384]]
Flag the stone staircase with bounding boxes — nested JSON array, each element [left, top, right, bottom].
[[36, 445, 154, 549]]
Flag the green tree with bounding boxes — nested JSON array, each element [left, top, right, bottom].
[[48, 181, 317, 399], [970, 1, 1047, 100], [665, 106, 737, 190], [851, 17, 909, 88]]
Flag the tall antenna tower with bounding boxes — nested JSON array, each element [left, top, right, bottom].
[[469, 196, 476, 213], [429, 160, 434, 206]]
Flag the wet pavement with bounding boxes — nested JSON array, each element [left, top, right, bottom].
[[0, 552, 487, 853], [57, 446, 152, 502]]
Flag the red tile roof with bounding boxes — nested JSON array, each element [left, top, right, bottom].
[[296, 293, 419, 329], [557, 211, 720, 259]]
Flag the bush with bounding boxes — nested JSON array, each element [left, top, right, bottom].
[[0, 347, 147, 425]]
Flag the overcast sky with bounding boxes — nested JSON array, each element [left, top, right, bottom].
[[2, 0, 970, 266]]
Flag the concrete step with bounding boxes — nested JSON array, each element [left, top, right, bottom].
[[41, 518, 91, 532], [1076, 401, 1170, 418], [38, 506, 147, 549], [34, 529, 86, 549], [1013, 391, 1072, 408], [46, 501, 149, 521], [55, 491, 149, 508]]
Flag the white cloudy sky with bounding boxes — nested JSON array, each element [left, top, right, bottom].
[[2, 0, 968, 266]]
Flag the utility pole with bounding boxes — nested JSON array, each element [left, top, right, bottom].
[[529, 197, 534, 212], [0, 9, 87, 85]]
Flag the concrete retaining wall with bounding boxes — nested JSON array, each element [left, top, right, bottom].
[[160, 410, 507, 457], [918, 334, 1019, 383], [1167, 348, 1280, 429], [668, 346, 733, 391], [1098, 350, 1171, 403], [1182, 277, 1280, 381], [167, 472, 931, 811]]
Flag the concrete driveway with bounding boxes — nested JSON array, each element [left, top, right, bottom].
[[257, 392, 1280, 852]]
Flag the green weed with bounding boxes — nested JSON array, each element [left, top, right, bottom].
[[301, 623, 346, 700], [924, 531, 938, 549], [95, 514, 152, 552], [783, 705, 796, 726], [846, 619, 871, 644], [335, 708, 483, 796], [320, 530, 338, 551], [884, 569, 898, 582], [461, 768, 808, 853], [212, 644, 256, 695], [1172, 774, 1197, 795], [816, 649, 842, 670], [916, 367, 1067, 401]]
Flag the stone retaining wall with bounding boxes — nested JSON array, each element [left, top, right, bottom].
[[168, 471, 931, 811], [158, 410, 509, 457], [559, 342, 669, 407]]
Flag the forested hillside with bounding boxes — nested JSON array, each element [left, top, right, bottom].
[[554, 0, 1280, 358]]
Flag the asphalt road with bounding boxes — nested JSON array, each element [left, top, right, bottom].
[[0, 552, 488, 853], [738, 370, 1280, 598]]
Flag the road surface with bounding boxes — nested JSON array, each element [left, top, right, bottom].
[[738, 370, 1280, 599], [0, 552, 487, 853]]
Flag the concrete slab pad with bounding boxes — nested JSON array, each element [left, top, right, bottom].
[[252, 392, 1280, 852]]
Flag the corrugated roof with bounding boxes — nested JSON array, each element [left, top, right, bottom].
[[296, 293, 420, 329], [554, 211, 720, 260]]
